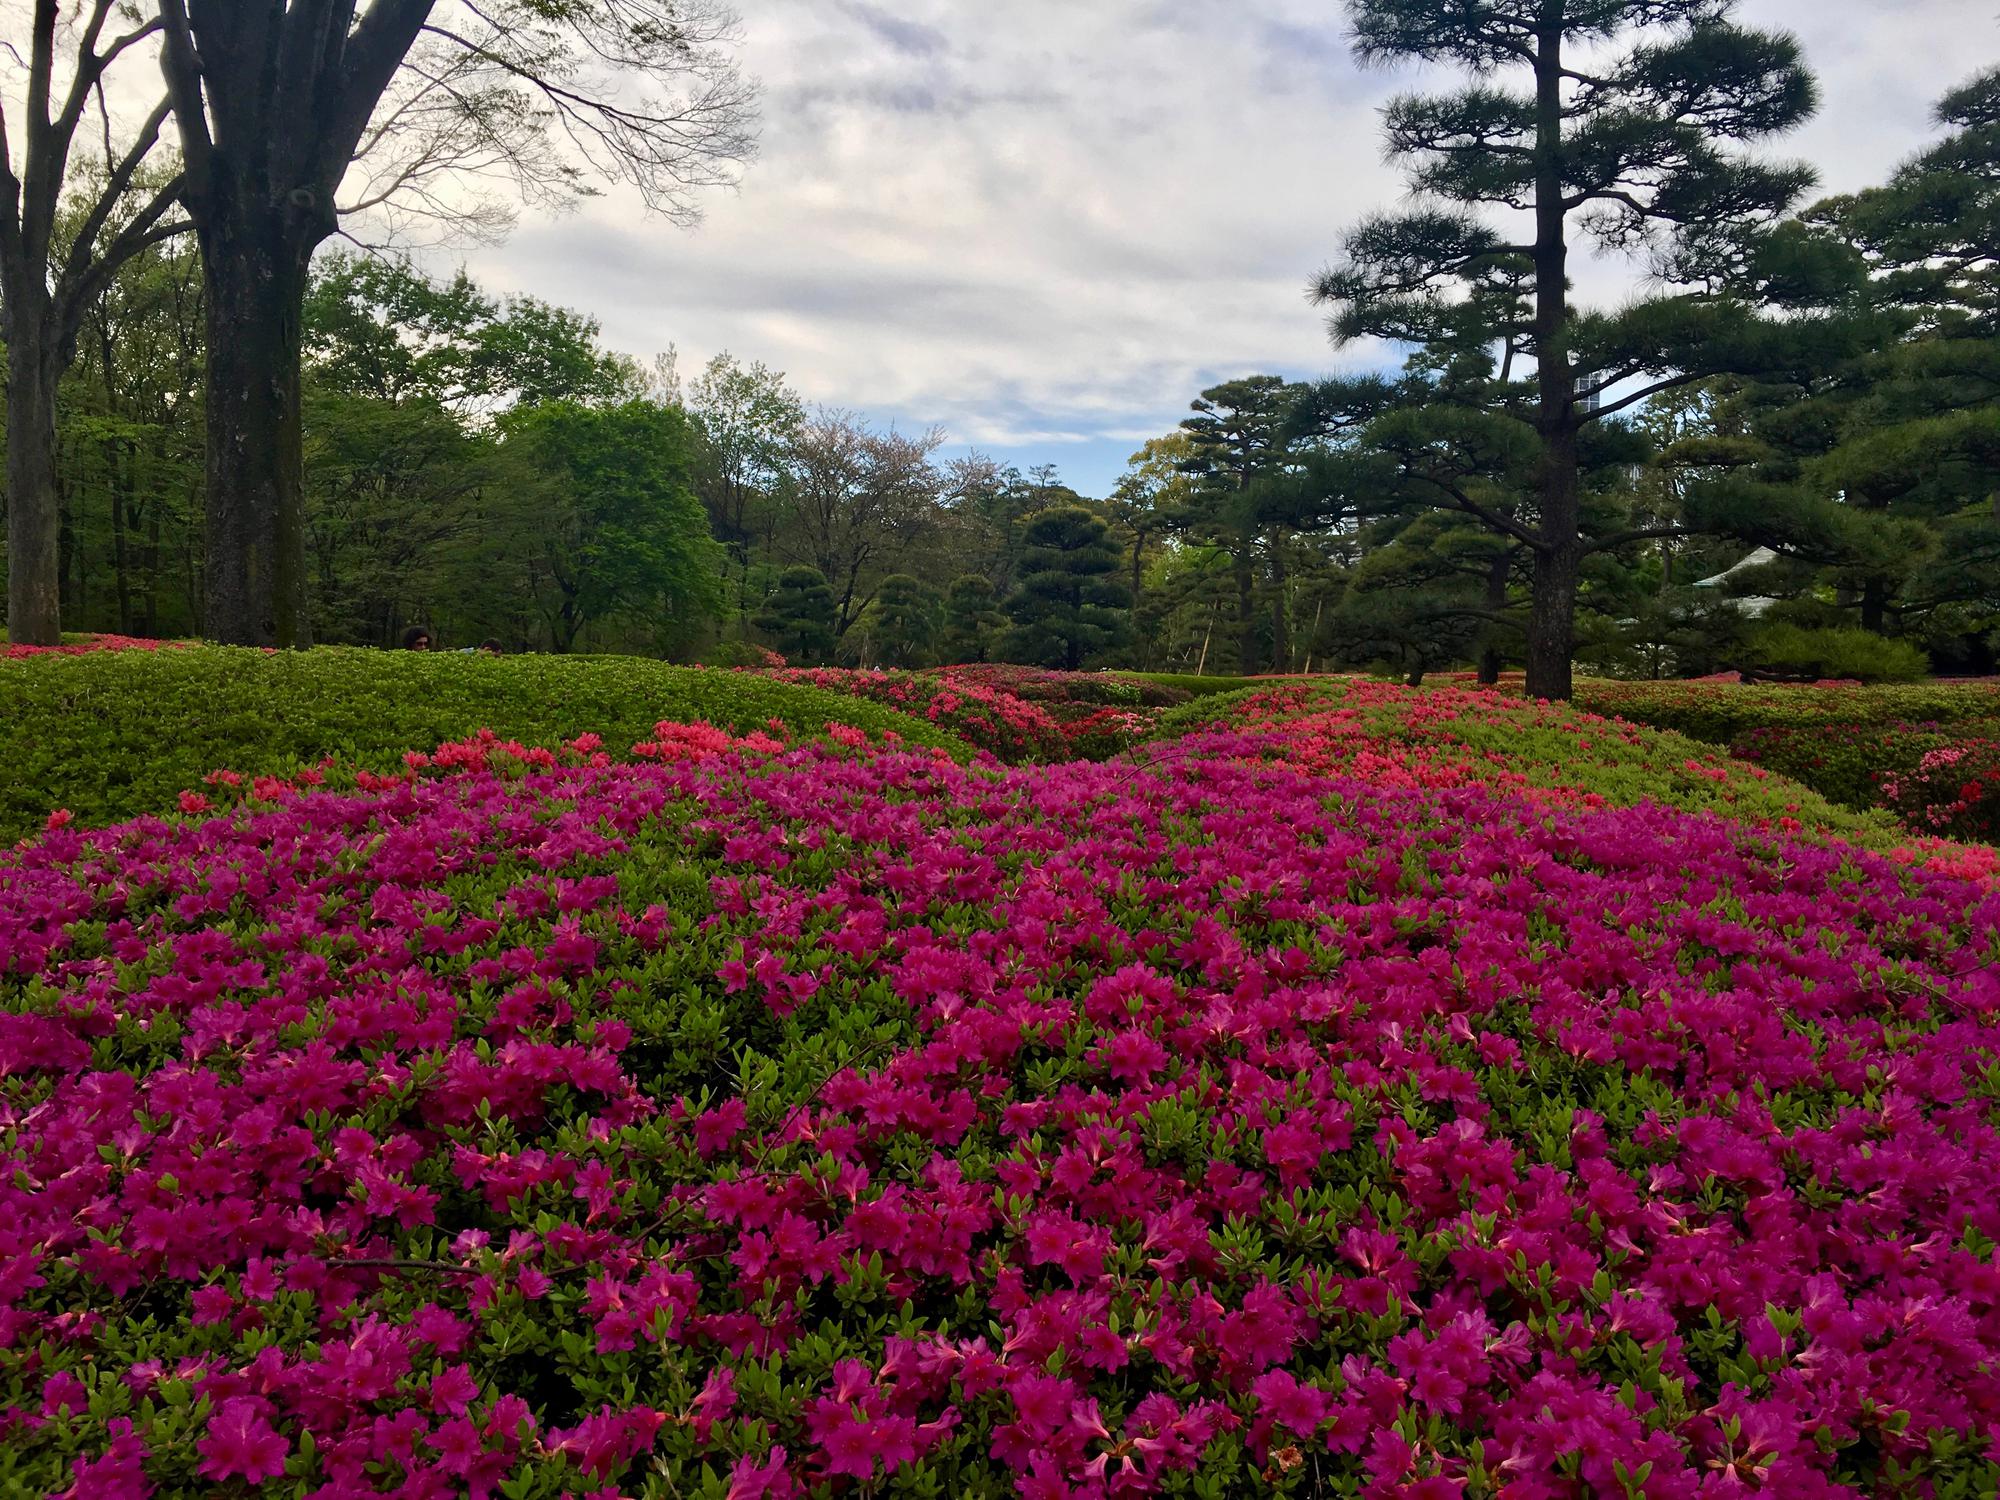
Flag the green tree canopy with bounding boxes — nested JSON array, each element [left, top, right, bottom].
[[1002, 506, 1132, 670], [753, 564, 839, 664], [493, 399, 722, 653], [1316, 0, 1850, 698]]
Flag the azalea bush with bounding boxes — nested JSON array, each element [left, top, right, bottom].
[[2, 633, 189, 660], [1574, 679, 2000, 747], [1881, 737, 2000, 843], [0, 649, 967, 841], [7, 702, 2000, 1497], [929, 665, 1191, 712], [1149, 680, 1923, 854], [924, 667, 1195, 758], [1729, 721, 2000, 811], [757, 667, 1067, 763]]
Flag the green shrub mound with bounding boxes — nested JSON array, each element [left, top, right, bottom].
[[1742, 624, 1931, 683], [1150, 679, 1917, 851], [1728, 719, 2000, 809], [1576, 678, 2000, 745], [0, 647, 969, 839], [1116, 671, 1322, 698]]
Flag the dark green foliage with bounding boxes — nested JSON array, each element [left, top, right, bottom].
[[1176, 377, 1309, 675], [1320, 0, 1839, 699], [0, 647, 970, 839], [1001, 507, 1132, 670], [1577, 678, 2000, 745], [938, 574, 1006, 665], [753, 566, 838, 664], [865, 573, 941, 667]]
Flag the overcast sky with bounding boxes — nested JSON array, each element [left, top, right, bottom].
[[445, 0, 1998, 496]]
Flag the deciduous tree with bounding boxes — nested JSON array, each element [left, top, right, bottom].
[[154, 0, 756, 645]]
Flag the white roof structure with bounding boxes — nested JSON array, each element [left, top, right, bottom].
[[1692, 547, 1780, 618]]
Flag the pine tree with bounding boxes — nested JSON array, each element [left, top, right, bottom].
[[1318, 0, 1839, 699], [753, 565, 838, 664], [1177, 376, 1300, 673], [939, 574, 1006, 664], [1002, 507, 1132, 670], [868, 573, 942, 668]]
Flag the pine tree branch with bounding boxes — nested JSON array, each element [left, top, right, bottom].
[[1585, 525, 1694, 556]]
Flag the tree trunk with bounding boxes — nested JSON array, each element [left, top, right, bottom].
[[5, 312, 64, 646], [199, 212, 314, 647], [1234, 526, 1258, 675], [1525, 530, 1582, 701], [143, 496, 162, 637], [111, 444, 133, 634], [1267, 529, 1290, 673], [1522, 12, 1580, 703], [1478, 548, 1511, 685], [1859, 577, 1887, 634]]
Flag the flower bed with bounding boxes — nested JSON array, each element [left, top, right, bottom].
[[1149, 679, 1928, 855], [2, 633, 189, 660], [1882, 737, 2000, 843], [6, 706, 2000, 1496], [930, 665, 1191, 711], [757, 667, 1067, 763], [0, 648, 969, 842]]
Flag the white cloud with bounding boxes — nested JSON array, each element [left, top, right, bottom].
[[444, 0, 1999, 492]]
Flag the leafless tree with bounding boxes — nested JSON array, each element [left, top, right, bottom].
[[780, 409, 946, 640]]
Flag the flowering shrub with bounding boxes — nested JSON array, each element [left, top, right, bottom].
[[1729, 721, 2000, 811], [0, 648, 968, 840], [6, 707, 2000, 1497], [2, 633, 189, 660], [1575, 679, 2000, 747], [930, 664, 1192, 711], [1057, 706, 1156, 760], [1881, 737, 2000, 842], [1151, 679, 1927, 854], [758, 667, 1067, 762]]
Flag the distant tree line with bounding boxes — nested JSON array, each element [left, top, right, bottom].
[[4, 2, 1999, 691]]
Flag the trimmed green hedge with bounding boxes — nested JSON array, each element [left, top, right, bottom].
[[1117, 671, 1327, 698], [0, 647, 970, 839], [1574, 678, 2000, 745], [1729, 719, 2000, 810]]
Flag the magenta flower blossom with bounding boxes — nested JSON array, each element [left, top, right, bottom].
[[5, 700, 2000, 1496]]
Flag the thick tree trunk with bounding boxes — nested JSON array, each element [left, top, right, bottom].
[[5, 314, 64, 646], [200, 213, 314, 647], [1522, 12, 1579, 703], [1525, 526, 1583, 701], [1859, 578, 1887, 634]]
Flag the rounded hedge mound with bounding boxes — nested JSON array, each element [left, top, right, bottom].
[[0, 648, 970, 840]]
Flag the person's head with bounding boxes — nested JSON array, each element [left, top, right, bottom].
[[480, 639, 502, 655], [401, 626, 432, 651]]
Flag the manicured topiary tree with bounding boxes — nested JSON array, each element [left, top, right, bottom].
[[1002, 506, 1131, 670], [939, 574, 1006, 664], [753, 565, 838, 664], [866, 574, 942, 668]]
